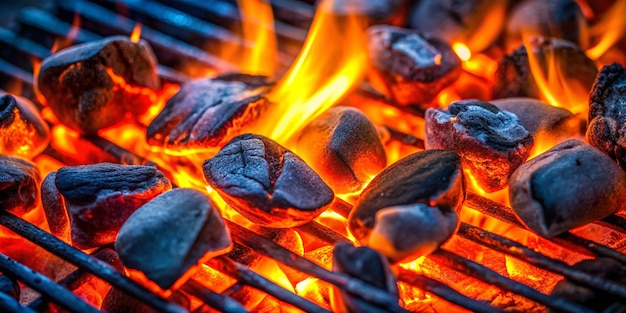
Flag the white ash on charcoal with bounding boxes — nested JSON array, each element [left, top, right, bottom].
[[0, 274, 19, 300], [296, 106, 386, 194], [0, 93, 49, 159], [367, 25, 461, 108], [330, 243, 398, 313], [41, 163, 171, 250], [0, 155, 40, 215], [586, 63, 626, 171], [102, 288, 190, 313], [348, 150, 465, 262], [203, 134, 334, 228], [147, 74, 272, 153], [425, 100, 534, 192], [550, 258, 626, 312], [329, 0, 408, 25], [509, 139, 626, 238], [492, 36, 597, 100], [491, 97, 582, 141], [408, 0, 507, 52], [116, 188, 232, 290], [37, 36, 160, 134], [506, 0, 588, 51]]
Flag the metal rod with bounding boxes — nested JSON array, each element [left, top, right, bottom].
[[384, 126, 425, 149], [0, 291, 37, 313], [0, 254, 100, 313], [429, 250, 595, 313], [457, 223, 626, 299], [181, 279, 249, 313], [224, 220, 410, 313], [598, 214, 626, 234], [0, 211, 188, 313], [28, 248, 121, 311], [296, 221, 351, 245], [396, 268, 504, 313], [207, 256, 330, 313]]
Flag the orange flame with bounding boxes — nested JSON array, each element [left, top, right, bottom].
[[51, 13, 81, 54], [257, 0, 368, 144], [237, 0, 277, 76], [523, 35, 589, 115], [586, 0, 626, 60], [130, 22, 142, 43]]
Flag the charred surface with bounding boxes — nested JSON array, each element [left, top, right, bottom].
[[586, 63, 626, 170], [116, 188, 231, 290], [551, 258, 626, 312], [147, 75, 272, 152], [46, 163, 171, 249], [510, 139, 626, 237], [296, 106, 386, 194], [368, 25, 460, 107], [426, 100, 534, 192], [103, 289, 190, 313], [203, 134, 333, 228], [330, 243, 398, 313], [37, 36, 159, 134], [0, 93, 49, 159], [349, 150, 465, 260], [0, 155, 40, 215], [493, 36, 597, 100], [41, 172, 70, 243]]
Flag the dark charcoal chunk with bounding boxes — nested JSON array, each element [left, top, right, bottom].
[[509, 139, 626, 238], [37, 36, 160, 134], [587, 63, 626, 170], [41, 172, 70, 243], [147, 75, 272, 153], [368, 25, 461, 107], [349, 150, 465, 261], [103, 288, 190, 313], [425, 100, 534, 192], [116, 188, 231, 290], [550, 258, 626, 312], [0, 93, 50, 159], [203, 134, 333, 228], [330, 243, 398, 313], [329, 0, 408, 25], [0, 274, 19, 300], [491, 98, 581, 140], [492, 36, 597, 100], [409, 0, 507, 52], [44, 163, 172, 249], [0, 155, 40, 215], [506, 0, 588, 51], [296, 106, 386, 194]]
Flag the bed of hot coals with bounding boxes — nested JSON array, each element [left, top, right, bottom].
[[1, 0, 626, 312]]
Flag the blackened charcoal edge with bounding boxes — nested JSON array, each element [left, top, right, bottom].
[[0, 155, 40, 215]]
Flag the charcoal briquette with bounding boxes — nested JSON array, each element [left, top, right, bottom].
[[0, 155, 40, 215], [0, 93, 50, 159]]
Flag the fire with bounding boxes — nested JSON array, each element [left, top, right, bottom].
[[452, 43, 471, 62], [50, 13, 81, 54], [130, 22, 142, 43], [523, 35, 589, 115], [237, 0, 277, 76], [586, 0, 626, 60], [257, 0, 368, 144]]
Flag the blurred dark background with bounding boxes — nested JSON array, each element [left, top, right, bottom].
[[0, 0, 52, 27]]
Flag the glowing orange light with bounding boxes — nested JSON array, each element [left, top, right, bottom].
[[51, 13, 81, 54], [453, 43, 471, 61], [237, 0, 277, 76], [586, 0, 626, 60], [256, 0, 368, 144], [130, 22, 142, 43]]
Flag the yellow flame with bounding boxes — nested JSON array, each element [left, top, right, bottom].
[[258, 0, 368, 144], [586, 0, 626, 60], [130, 22, 142, 43], [523, 35, 589, 115], [237, 0, 277, 76], [51, 13, 81, 54], [452, 43, 471, 62]]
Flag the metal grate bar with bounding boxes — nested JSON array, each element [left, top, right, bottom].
[[0, 291, 37, 313], [0, 211, 189, 313], [0, 254, 100, 313], [181, 279, 249, 313]]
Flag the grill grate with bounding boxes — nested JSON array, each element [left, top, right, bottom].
[[0, 1, 625, 313]]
